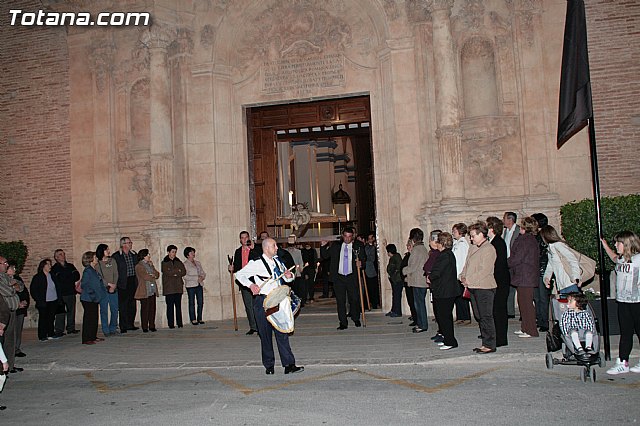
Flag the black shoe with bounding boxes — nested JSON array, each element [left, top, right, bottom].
[[143, 329, 149, 333], [284, 365, 304, 374], [150, 328, 157, 332], [129, 327, 140, 331], [191, 321, 198, 325], [246, 329, 257, 335], [198, 321, 205, 325], [539, 327, 549, 332], [354, 320, 361, 327], [507, 315, 515, 319], [168, 326, 175, 329], [120, 329, 127, 334], [337, 325, 348, 330], [54, 332, 65, 338], [0, 406, 5, 410], [412, 327, 427, 333], [9, 367, 23, 373], [408, 316, 414, 321], [177, 325, 183, 328], [265, 367, 274, 375], [430, 334, 443, 341], [69, 329, 80, 334], [15, 352, 26, 357], [409, 321, 417, 327]]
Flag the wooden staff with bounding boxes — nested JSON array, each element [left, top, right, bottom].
[[258, 265, 297, 290], [227, 255, 238, 331], [360, 268, 371, 311], [356, 259, 367, 327]]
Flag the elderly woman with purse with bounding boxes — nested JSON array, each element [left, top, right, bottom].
[[461, 222, 498, 354], [135, 249, 160, 333]]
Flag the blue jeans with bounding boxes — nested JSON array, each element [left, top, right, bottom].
[[187, 286, 204, 322], [413, 287, 428, 331], [99, 291, 119, 334]]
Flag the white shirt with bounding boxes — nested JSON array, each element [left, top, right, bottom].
[[338, 242, 353, 275], [615, 254, 640, 303], [234, 254, 294, 296], [503, 226, 516, 258], [452, 237, 470, 279]]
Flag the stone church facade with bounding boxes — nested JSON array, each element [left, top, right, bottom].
[[1, 0, 638, 323]]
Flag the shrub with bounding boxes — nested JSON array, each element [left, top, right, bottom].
[[560, 194, 640, 271], [0, 240, 29, 274]]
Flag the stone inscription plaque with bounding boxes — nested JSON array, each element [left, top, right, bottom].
[[262, 54, 345, 93]]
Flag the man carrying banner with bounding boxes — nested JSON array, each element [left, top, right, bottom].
[[235, 238, 304, 375]]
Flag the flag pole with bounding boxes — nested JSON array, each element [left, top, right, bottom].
[[587, 117, 610, 361]]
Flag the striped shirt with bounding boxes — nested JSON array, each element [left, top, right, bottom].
[[560, 308, 595, 336]]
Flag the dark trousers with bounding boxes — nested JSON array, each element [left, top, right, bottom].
[[390, 279, 404, 315], [118, 275, 138, 330], [239, 285, 257, 331], [165, 293, 183, 327], [335, 273, 360, 327], [365, 275, 380, 309], [493, 282, 510, 347], [507, 286, 516, 317], [434, 297, 457, 347], [617, 302, 640, 362], [139, 296, 156, 331], [413, 287, 428, 331], [455, 282, 471, 320], [37, 301, 58, 340], [470, 288, 496, 350], [405, 284, 417, 320], [303, 268, 316, 301], [54, 294, 77, 334], [293, 277, 305, 302], [253, 294, 295, 368], [534, 276, 551, 328], [517, 286, 538, 336], [81, 300, 99, 343], [186, 286, 204, 322]]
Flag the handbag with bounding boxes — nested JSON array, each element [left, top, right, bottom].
[[546, 321, 563, 352], [462, 287, 471, 300], [556, 243, 596, 283]]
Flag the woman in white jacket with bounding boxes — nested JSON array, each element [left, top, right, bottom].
[[539, 225, 581, 295]]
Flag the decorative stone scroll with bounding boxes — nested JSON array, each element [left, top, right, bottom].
[[261, 53, 345, 94]]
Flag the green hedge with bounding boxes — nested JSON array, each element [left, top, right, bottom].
[[560, 194, 640, 271], [0, 240, 29, 274]]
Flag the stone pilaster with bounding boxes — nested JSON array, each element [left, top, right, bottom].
[[141, 26, 175, 218], [428, 0, 464, 203]]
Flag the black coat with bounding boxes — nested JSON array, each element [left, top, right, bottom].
[[30, 272, 58, 309], [491, 235, 510, 288], [112, 250, 138, 290], [51, 262, 80, 297], [320, 239, 365, 283], [14, 276, 30, 317], [429, 249, 461, 299]]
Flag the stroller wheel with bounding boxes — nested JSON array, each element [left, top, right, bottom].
[[580, 367, 588, 383], [545, 353, 554, 370], [590, 368, 597, 383]]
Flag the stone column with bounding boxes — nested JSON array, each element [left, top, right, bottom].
[[429, 0, 464, 203], [142, 26, 175, 218]]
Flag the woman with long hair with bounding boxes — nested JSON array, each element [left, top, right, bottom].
[[602, 231, 640, 375], [539, 225, 581, 295]]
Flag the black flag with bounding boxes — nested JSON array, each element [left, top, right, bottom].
[[557, 0, 593, 148]]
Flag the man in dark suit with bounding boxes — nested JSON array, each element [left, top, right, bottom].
[[488, 217, 510, 347], [502, 211, 520, 319], [112, 237, 139, 332], [229, 231, 260, 335], [320, 227, 366, 330]]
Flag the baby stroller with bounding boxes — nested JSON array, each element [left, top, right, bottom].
[[545, 295, 605, 383]]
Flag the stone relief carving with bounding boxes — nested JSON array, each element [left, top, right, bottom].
[[506, 0, 542, 47], [140, 25, 175, 51], [235, 0, 352, 67], [200, 24, 215, 48], [117, 141, 151, 210], [114, 38, 150, 88], [405, 0, 431, 23], [169, 27, 194, 59], [87, 36, 115, 93], [383, 0, 401, 20], [458, 0, 485, 30], [470, 143, 502, 185]]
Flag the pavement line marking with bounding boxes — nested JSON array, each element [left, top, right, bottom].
[[354, 366, 501, 394], [83, 370, 207, 394]]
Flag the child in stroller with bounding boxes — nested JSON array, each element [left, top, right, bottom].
[[560, 292, 596, 360]]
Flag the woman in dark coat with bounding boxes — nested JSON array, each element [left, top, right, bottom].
[[385, 244, 404, 317], [507, 216, 540, 338], [429, 232, 461, 350], [487, 217, 510, 347], [80, 251, 108, 345], [30, 258, 59, 341]]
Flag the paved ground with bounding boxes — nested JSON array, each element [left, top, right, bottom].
[[2, 299, 639, 425]]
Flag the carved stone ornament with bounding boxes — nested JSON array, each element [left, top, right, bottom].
[[458, 0, 485, 30], [506, 0, 542, 47], [168, 27, 194, 59], [87, 36, 115, 93], [117, 138, 152, 210], [426, 0, 455, 14], [235, 0, 352, 67], [405, 0, 431, 23], [140, 25, 175, 51], [114, 39, 150, 88], [383, 0, 401, 20], [200, 24, 215, 48]]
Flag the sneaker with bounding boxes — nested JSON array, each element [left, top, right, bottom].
[[440, 345, 456, 350], [575, 347, 586, 357], [514, 330, 525, 335], [630, 362, 640, 373], [437, 341, 445, 346], [607, 358, 630, 375], [585, 347, 596, 355], [518, 332, 532, 338]]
